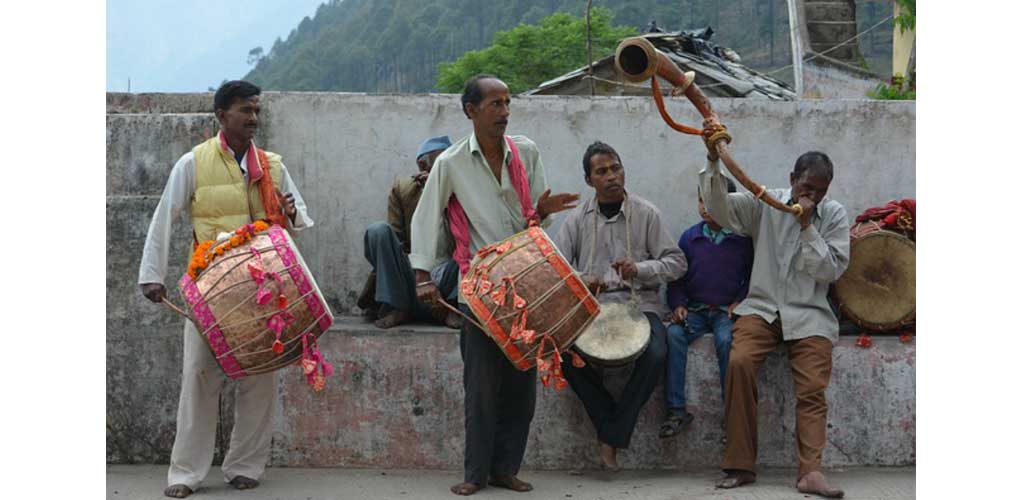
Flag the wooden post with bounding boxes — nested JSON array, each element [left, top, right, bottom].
[[785, 0, 805, 97], [586, 0, 594, 96]]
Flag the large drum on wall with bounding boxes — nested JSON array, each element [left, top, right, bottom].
[[833, 222, 915, 331]]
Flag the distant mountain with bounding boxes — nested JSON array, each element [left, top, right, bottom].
[[244, 0, 892, 93]]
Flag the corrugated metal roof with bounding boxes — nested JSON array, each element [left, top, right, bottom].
[[525, 31, 796, 100]]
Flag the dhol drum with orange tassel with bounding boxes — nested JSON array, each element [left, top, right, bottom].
[[460, 226, 601, 389], [176, 221, 335, 390]]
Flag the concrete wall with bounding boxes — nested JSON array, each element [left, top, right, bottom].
[[106, 92, 915, 468]]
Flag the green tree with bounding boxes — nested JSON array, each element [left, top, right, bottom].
[[895, 0, 915, 33], [435, 8, 637, 94]]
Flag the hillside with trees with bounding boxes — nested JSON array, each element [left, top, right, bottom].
[[244, 0, 894, 93]]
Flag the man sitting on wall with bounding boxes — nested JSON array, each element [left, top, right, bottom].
[[552, 141, 686, 471], [699, 118, 850, 498], [358, 135, 461, 329]]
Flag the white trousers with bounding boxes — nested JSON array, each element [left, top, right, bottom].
[[167, 321, 276, 489]]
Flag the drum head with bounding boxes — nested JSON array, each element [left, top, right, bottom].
[[834, 230, 915, 330], [574, 297, 650, 367]]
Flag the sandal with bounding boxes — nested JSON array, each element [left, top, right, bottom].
[[659, 412, 694, 438]]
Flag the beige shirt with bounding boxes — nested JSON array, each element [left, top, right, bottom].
[[409, 133, 550, 301], [551, 193, 686, 316], [699, 158, 850, 342]]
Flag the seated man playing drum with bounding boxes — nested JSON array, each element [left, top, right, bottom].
[[552, 141, 686, 471], [661, 179, 753, 438], [358, 135, 462, 329], [699, 134, 849, 498], [137, 80, 314, 498]]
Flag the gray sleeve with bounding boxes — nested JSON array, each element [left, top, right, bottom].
[[795, 204, 851, 283], [280, 162, 314, 232], [698, 157, 761, 237], [138, 152, 195, 286], [551, 209, 581, 271], [409, 157, 453, 272], [634, 207, 687, 287]]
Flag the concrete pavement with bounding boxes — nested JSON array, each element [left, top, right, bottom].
[[107, 465, 914, 500]]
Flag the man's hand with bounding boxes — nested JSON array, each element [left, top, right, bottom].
[[276, 190, 297, 221], [671, 305, 688, 324], [797, 195, 816, 230], [141, 283, 167, 304], [412, 171, 430, 186], [611, 258, 638, 281], [415, 269, 442, 307], [701, 116, 723, 161], [536, 189, 579, 219], [581, 274, 606, 296]]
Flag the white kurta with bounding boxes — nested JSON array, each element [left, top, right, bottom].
[[137, 143, 314, 489]]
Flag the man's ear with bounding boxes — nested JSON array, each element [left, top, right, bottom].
[[584, 173, 594, 188], [214, 108, 226, 125]]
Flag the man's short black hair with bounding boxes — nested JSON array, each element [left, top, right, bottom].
[[582, 141, 622, 177], [214, 80, 261, 112], [461, 74, 500, 118], [792, 151, 834, 180]]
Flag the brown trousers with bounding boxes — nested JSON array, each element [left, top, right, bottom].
[[722, 314, 833, 479]]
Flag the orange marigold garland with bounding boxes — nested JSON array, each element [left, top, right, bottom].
[[187, 220, 272, 279]]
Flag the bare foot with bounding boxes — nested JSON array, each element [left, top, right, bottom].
[[229, 476, 260, 490], [375, 308, 410, 329], [163, 484, 193, 498], [450, 481, 483, 495], [488, 474, 533, 492], [599, 442, 621, 472], [797, 470, 844, 498], [716, 469, 756, 489]]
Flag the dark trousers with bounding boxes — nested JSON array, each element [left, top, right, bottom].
[[562, 311, 668, 449], [363, 222, 458, 318], [459, 305, 537, 484]]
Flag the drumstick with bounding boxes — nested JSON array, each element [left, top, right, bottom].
[[161, 296, 193, 320], [436, 299, 488, 332]]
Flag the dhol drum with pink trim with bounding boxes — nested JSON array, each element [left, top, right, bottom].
[[177, 223, 335, 389]]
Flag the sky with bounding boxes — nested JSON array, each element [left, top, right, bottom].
[[107, 0, 326, 92]]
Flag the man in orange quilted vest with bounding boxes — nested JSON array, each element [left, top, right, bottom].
[[137, 80, 314, 498]]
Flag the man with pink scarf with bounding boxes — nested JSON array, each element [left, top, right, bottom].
[[409, 74, 578, 496]]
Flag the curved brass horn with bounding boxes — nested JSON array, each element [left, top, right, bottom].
[[614, 37, 695, 90], [613, 37, 802, 217]]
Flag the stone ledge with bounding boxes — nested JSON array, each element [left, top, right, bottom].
[[264, 316, 914, 469]]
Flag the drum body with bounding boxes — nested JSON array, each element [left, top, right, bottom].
[[179, 225, 334, 378], [833, 222, 915, 331], [574, 295, 651, 367], [462, 226, 600, 371]]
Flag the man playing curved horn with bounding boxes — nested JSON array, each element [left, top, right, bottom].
[[698, 122, 850, 499], [409, 74, 579, 496]]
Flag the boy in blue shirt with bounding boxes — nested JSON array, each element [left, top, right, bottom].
[[661, 179, 754, 438]]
